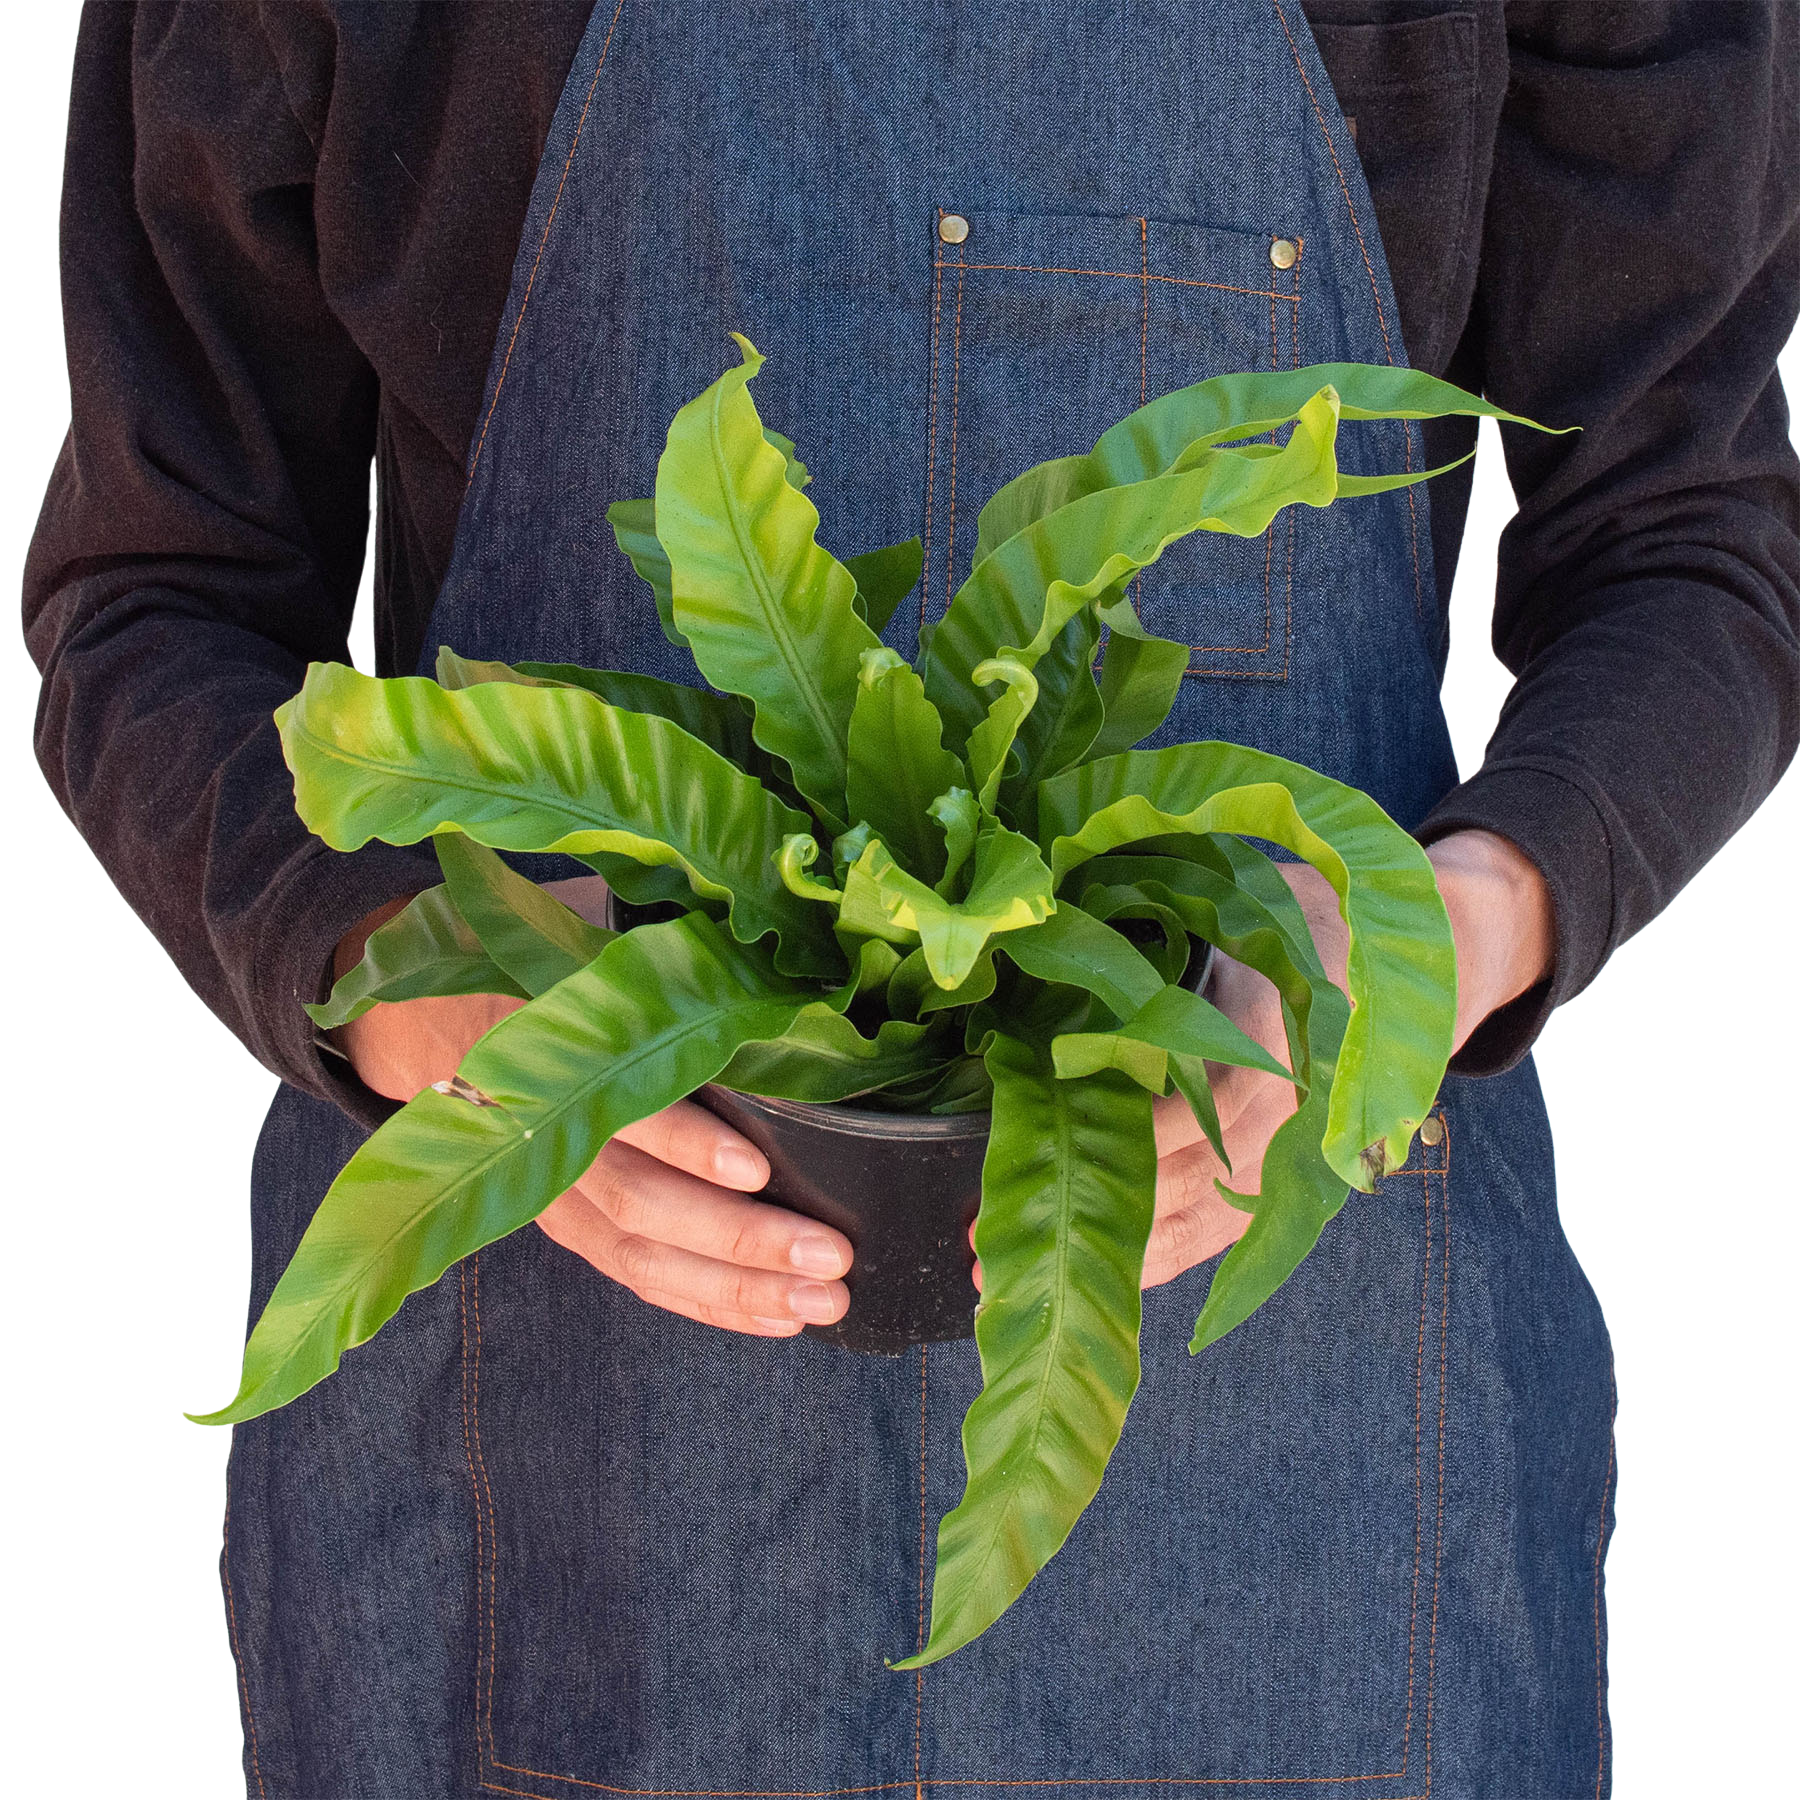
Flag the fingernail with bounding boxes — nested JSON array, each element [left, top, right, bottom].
[[789, 1233, 846, 1277], [789, 1282, 841, 1323], [715, 1144, 766, 1189]]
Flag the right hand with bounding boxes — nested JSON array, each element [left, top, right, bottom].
[[331, 883, 852, 1339]]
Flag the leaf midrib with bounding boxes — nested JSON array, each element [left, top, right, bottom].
[[707, 378, 846, 797], [250, 992, 790, 1399], [288, 715, 757, 897]]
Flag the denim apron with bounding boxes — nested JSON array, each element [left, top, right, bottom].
[[221, 4, 1619, 1795]]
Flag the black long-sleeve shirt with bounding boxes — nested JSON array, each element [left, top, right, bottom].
[[24, 1, 1800, 1125]]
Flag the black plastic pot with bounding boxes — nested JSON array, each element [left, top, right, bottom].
[[606, 892, 1213, 1354], [697, 1084, 987, 1353]]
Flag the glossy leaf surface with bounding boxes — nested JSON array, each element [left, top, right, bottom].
[[656, 337, 879, 823], [435, 646, 757, 768], [922, 390, 1342, 751], [1039, 742, 1454, 1184], [849, 824, 1056, 989], [277, 661, 838, 977], [433, 834, 613, 996], [974, 363, 1554, 564], [844, 537, 924, 634], [305, 885, 527, 1030], [895, 1035, 1156, 1667], [194, 916, 811, 1425]]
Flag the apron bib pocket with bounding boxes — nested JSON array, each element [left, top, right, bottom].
[[919, 209, 1303, 681]]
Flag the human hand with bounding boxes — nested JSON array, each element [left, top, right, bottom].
[[1139, 828, 1555, 1288], [330, 876, 851, 1338]]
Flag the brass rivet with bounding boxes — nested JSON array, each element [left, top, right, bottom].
[[1269, 236, 1298, 271], [938, 213, 970, 245], [1419, 1112, 1445, 1147]]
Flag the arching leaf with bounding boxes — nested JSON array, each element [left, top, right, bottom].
[[974, 363, 1559, 565], [893, 1035, 1156, 1667], [193, 916, 813, 1426], [1038, 744, 1454, 1185], [305, 885, 526, 1031], [276, 661, 839, 978], [656, 336, 880, 825], [921, 390, 1343, 753]]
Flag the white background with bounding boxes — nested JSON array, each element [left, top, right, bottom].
[[2, 7, 1795, 1795]]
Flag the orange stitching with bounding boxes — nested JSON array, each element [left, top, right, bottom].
[[467, 1156, 1450, 1796], [1397, 1139, 1433, 1771], [1138, 220, 1150, 407], [482, 1781, 915, 1799], [473, 1258, 503, 1764], [460, 1265, 488, 1767], [919, 216, 946, 636], [931, 261, 1301, 306], [466, 0, 628, 484], [221, 1504, 268, 1800], [1187, 244, 1301, 676], [1421, 1129, 1453, 1796], [1268, 1, 1389, 361], [1593, 1385, 1617, 1799], [941, 248, 968, 613], [914, 1344, 930, 1791], [1133, 220, 1150, 612]]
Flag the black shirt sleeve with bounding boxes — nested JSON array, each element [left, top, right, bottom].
[[23, 4, 433, 1126], [1417, 0, 1800, 1072]]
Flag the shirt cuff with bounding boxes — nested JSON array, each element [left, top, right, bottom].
[[1417, 757, 1617, 1077], [253, 840, 439, 1129]]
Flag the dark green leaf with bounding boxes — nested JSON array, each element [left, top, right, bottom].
[[1089, 594, 1189, 758], [605, 497, 684, 648], [433, 834, 613, 996], [844, 537, 924, 634], [304, 885, 527, 1030], [1051, 983, 1289, 1090], [1039, 745, 1454, 1185]]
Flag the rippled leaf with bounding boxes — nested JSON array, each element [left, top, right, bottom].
[[656, 336, 879, 824], [893, 1035, 1156, 1667], [305, 885, 526, 1030], [193, 916, 812, 1425], [277, 661, 838, 978], [1040, 745, 1454, 1185]]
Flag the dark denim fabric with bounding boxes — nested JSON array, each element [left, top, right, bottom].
[[223, 2, 1617, 1793]]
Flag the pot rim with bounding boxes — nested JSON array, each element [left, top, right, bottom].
[[703, 1083, 991, 1138]]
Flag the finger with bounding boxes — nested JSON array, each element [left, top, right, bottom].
[[630, 1286, 808, 1338], [578, 1139, 851, 1278], [614, 1097, 770, 1191], [536, 1190, 848, 1325], [1141, 1171, 1255, 1288]]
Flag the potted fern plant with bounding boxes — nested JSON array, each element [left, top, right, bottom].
[[194, 337, 1549, 1664]]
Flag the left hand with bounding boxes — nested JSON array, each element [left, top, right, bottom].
[[971, 829, 1556, 1294], [1138, 827, 1555, 1287]]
